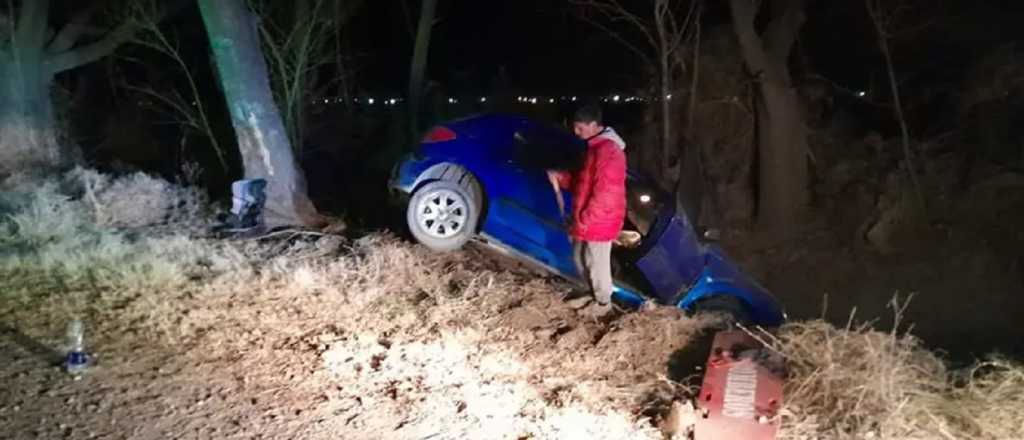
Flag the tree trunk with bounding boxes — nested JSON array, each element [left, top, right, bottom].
[[408, 0, 438, 143], [0, 0, 186, 177], [652, 0, 674, 183], [755, 81, 807, 235], [660, 56, 672, 168], [0, 0, 62, 177], [729, 0, 809, 238], [676, 14, 703, 224], [866, 0, 926, 213], [198, 0, 321, 228], [0, 55, 62, 178]]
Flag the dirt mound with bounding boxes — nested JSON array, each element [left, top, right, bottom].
[[0, 233, 699, 439]]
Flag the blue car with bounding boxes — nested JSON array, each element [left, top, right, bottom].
[[389, 114, 785, 327]]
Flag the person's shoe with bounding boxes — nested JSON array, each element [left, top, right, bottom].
[[565, 296, 593, 310], [639, 301, 658, 313], [581, 301, 615, 320]]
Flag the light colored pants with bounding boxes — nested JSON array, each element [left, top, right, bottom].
[[573, 240, 613, 305]]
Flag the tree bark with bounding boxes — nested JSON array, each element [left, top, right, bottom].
[[1, 0, 61, 177], [408, 0, 438, 143], [0, 62, 61, 177], [729, 0, 809, 238], [198, 0, 321, 228]]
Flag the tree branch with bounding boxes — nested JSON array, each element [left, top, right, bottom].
[[571, 0, 659, 53], [765, 0, 805, 61], [46, 1, 105, 54], [573, 10, 654, 69], [668, 1, 698, 55], [43, 0, 191, 75], [43, 23, 132, 74], [729, 0, 769, 74]]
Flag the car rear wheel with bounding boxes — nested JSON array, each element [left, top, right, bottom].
[[407, 178, 480, 252], [693, 294, 753, 327]]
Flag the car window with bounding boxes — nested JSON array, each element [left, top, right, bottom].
[[511, 127, 584, 171]]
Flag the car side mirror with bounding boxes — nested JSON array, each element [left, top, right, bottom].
[[702, 228, 721, 242]]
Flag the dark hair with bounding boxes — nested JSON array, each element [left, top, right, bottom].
[[572, 103, 603, 125]]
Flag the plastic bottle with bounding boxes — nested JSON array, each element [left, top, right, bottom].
[[64, 319, 89, 374]]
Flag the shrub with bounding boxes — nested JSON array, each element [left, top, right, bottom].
[[0, 169, 226, 294]]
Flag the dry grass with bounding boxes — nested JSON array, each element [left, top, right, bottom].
[[0, 169, 231, 293], [68, 167, 209, 230], [770, 298, 1024, 440], [3, 171, 1023, 439]]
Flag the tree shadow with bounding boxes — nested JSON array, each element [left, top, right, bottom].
[[0, 322, 63, 367]]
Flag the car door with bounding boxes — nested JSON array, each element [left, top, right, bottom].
[[629, 188, 706, 304], [484, 123, 582, 277]]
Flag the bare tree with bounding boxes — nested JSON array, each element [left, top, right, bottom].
[[864, 0, 926, 212], [408, 0, 439, 144], [248, 0, 364, 153], [571, 0, 699, 172], [198, 0, 321, 228], [729, 0, 810, 238], [124, 0, 228, 172], [0, 0, 186, 177]]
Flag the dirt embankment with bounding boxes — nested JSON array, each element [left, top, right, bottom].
[[2, 170, 1023, 439], [1, 232, 718, 440]]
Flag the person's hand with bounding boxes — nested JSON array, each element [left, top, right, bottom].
[[547, 170, 566, 218], [546, 170, 560, 186]]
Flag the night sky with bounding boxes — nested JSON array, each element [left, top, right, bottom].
[[352, 0, 639, 95], [344, 0, 1024, 100]]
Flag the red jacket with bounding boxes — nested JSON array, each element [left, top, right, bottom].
[[555, 128, 627, 242]]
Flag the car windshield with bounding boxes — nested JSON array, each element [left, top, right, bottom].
[[625, 177, 663, 238]]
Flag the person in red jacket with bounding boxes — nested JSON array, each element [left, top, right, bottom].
[[548, 104, 627, 312]]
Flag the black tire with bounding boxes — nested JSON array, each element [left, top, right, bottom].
[[406, 176, 481, 252], [693, 294, 753, 327]]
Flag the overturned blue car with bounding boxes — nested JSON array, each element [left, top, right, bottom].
[[389, 114, 785, 327]]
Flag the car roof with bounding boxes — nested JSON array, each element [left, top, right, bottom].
[[442, 114, 660, 186]]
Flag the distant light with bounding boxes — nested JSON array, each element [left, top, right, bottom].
[[857, 90, 867, 97], [368, 98, 375, 105], [548, 98, 555, 103], [640, 194, 652, 204], [530, 97, 537, 104], [613, 95, 620, 102], [571, 96, 577, 102], [390, 98, 398, 105], [480, 97, 487, 103], [666, 94, 673, 100]]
